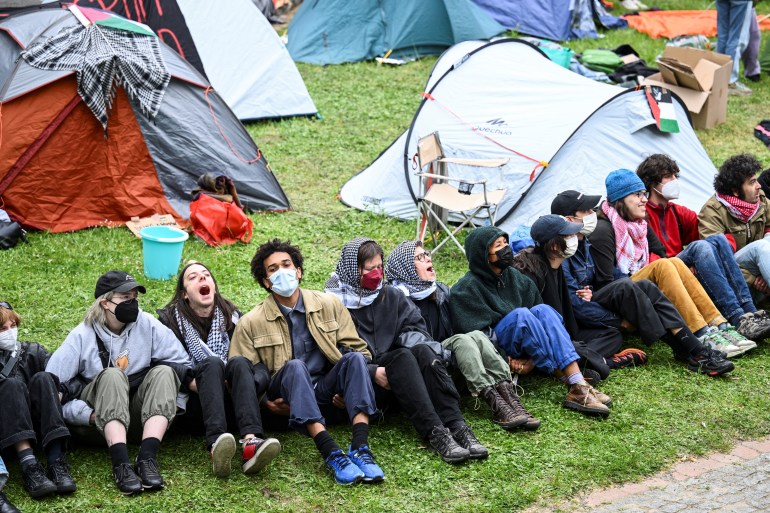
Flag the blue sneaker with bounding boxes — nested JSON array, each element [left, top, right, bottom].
[[348, 445, 385, 483], [324, 450, 364, 485]]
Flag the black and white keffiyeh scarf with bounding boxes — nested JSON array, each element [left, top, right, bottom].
[[22, 23, 170, 130], [385, 240, 437, 300], [174, 305, 229, 364], [324, 237, 382, 309]]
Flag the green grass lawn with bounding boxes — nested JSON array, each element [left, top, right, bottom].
[[4, 1, 770, 511]]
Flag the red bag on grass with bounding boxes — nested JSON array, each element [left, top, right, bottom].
[[189, 193, 253, 246]]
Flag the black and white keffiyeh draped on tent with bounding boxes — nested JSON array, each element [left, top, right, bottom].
[[385, 240, 437, 300], [20, 19, 170, 131], [324, 237, 382, 309]]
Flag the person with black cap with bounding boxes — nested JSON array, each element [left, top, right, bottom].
[[553, 190, 725, 372], [0, 301, 75, 501], [46, 271, 193, 495], [450, 226, 611, 418], [588, 170, 736, 377], [514, 214, 648, 378]]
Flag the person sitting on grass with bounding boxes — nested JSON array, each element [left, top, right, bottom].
[[0, 455, 20, 513], [590, 169, 735, 376], [385, 240, 539, 431], [229, 239, 383, 485], [0, 302, 75, 500], [46, 271, 193, 496], [637, 153, 768, 349], [158, 262, 281, 479], [325, 238, 487, 463], [699, 153, 770, 309], [450, 226, 612, 418], [551, 190, 725, 373], [513, 215, 649, 378]]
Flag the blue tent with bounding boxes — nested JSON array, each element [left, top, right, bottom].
[[470, 0, 626, 41], [287, 0, 504, 65]]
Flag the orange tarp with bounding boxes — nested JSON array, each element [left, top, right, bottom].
[[0, 77, 181, 233], [623, 10, 770, 39]]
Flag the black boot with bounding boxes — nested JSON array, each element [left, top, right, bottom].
[[48, 457, 77, 494], [0, 492, 21, 513]]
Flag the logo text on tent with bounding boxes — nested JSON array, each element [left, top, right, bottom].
[[475, 118, 512, 136]]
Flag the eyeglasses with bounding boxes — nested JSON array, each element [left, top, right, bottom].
[[632, 191, 649, 199], [0, 301, 12, 310], [414, 251, 432, 262]]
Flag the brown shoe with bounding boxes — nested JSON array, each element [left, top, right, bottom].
[[564, 382, 610, 417], [590, 386, 612, 407], [480, 385, 527, 429], [494, 380, 540, 430]]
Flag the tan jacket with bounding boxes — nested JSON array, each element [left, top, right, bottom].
[[228, 288, 371, 376], [698, 193, 770, 285]]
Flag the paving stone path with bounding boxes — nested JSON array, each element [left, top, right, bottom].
[[525, 438, 770, 512]]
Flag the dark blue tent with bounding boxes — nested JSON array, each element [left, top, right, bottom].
[[470, 0, 626, 41], [287, 0, 504, 65]]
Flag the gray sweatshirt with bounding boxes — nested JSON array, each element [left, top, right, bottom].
[[46, 310, 192, 425]]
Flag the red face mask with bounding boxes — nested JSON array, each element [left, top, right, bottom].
[[360, 268, 383, 290]]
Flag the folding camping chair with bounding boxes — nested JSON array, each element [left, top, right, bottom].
[[415, 132, 508, 255]]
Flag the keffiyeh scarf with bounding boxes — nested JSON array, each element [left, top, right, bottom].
[[602, 201, 648, 276], [22, 23, 170, 130], [716, 193, 760, 224], [174, 305, 229, 364], [324, 237, 381, 309], [385, 240, 437, 300]]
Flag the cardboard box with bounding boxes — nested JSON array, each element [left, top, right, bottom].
[[125, 214, 184, 238], [643, 46, 731, 129]]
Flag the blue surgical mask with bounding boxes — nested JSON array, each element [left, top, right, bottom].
[[269, 268, 299, 298]]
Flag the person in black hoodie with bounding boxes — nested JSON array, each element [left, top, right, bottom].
[[325, 237, 486, 464], [158, 262, 280, 479], [0, 302, 75, 501], [385, 240, 538, 430]]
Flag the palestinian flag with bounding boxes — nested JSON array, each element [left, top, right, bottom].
[[645, 85, 679, 133], [69, 6, 156, 37]]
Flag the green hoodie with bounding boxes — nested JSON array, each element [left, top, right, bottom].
[[449, 226, 542, 334]]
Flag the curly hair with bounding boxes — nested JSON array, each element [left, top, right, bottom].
[[251, 239, 304, 291], [715, 153, 762, 198], [636, 154, 680, 192]]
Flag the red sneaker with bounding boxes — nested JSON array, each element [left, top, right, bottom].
[[241, 437, 281, 474]]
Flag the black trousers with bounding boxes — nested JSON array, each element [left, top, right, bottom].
[[593, 278, 685, 345], [375, 345, 463, 440], [0, 372, 69, 452], [185, 356, 265, 449]]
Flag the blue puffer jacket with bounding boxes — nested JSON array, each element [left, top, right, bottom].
[[561, 238, 621, 329]]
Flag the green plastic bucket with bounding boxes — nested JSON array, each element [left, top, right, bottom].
[[139, 226, 189, 280]]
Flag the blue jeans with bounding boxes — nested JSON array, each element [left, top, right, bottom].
[[494, 304, 580, 375], [0, 455, 6, 490], [735, 239, 770, 301], [677, 235, 756, 326], [314, 352, 378, 422], [716, 0, 752, 83]]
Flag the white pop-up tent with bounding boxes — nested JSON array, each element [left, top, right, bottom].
[[340, 39, 717, 232]]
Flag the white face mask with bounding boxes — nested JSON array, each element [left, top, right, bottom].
[[268, 268, 300, 298], [655, 178, 680, 200], [0, 327, 18, 352], [579, 212, 597, 236], [563, 236, 578, 258]]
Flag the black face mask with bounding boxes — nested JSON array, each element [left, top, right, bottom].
[[491, 245, 514, 270], [111, 299, 139, 324]]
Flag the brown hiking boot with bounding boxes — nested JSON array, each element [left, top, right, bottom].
[[564, 382, 610, 417], [494, 380, 540, 430], [480, 385, 527, 430]]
